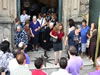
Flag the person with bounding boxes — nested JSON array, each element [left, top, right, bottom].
[[10, 52, 31, 75], [51, 14, 57, 26], [42, 22, 54, 58], [24, 20, 32, 51], [51, 57, 71, 75], [18, 42, 30, 68], [8, 50, 19, 72], [14, 17, 20, 31], [66, 46, 83, 75], [31, 58, 47, 75], [50, 24, 64, 65], [37, 13, 47, 27], [24, 20, 31, 41], [30, 16, 41, 51], [20, 10, 30, 27], [68, 19, 76, 34], [65, 25, 81, 55], [14, 25, 28, 48], [88, 23, 97, 62], [0, 40, 14, 75], [80, 19, 90, 57], [88, 57, 100, 75]]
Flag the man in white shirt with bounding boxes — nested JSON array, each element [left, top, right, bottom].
[[10, 52, 31, 75], [51, 57, 71, 75], [20, 10, 30, 26]]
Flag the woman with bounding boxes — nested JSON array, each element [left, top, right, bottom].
[[24, 20, 32, 51], [50, 24, 64, 65], [30, 16, 41, 51], [88, 23, 97, 62]]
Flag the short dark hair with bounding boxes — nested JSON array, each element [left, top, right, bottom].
[[15, 17, 20, 23], [0, 40, 10, 53], [34, 58, 43, 69], [59, 57, 67, 69], [69, 46, 77, 56], [68, 19, 75, 27], [82, 19, 87, 24], [16, 52, 26, 65]]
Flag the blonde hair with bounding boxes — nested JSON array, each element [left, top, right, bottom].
[[53, 23, 64, 33]]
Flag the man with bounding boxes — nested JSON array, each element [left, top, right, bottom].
[[51, 57, 71, 75], [18, 42, 30, 68], [14, 26, 28, 48], [14, 17, 20, 31], [31, 58, 47, 75], [80, 19, 90, 57], [66, 46, 83, 75], [88, 57, 100, 75], [20, 10, 30, 27], [10, 52, 31, 75]]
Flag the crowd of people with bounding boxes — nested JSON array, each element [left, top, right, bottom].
[[0, 9, 99, 75]]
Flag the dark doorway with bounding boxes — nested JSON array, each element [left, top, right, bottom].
[[20, 0, 58, 20]]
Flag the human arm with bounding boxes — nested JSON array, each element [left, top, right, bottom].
[[50, 30, 58, 39]]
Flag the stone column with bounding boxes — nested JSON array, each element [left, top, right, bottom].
[[62, 0, 69, 35]]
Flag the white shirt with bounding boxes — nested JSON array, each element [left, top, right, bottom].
[[20, 14, 30, 25], [8, 58, 19, 72], [37, 18, 45, 27], [51, 69, 71, 75]]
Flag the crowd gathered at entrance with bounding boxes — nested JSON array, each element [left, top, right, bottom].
[[0, 9, 100, 75]]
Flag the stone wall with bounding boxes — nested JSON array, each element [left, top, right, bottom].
[[0, 0, 16, 48]]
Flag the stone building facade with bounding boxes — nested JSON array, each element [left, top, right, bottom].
[[0, 0, 89, 47]]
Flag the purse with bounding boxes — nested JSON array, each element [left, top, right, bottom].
[[50, 37, 57, 42], [50, 32, 57, 42]]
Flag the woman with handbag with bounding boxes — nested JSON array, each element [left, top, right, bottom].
[[50, 24, 64, 65]]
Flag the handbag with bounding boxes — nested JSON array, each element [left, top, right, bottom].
[[50, 37, 57, 42], [50, 32, 57, 42]]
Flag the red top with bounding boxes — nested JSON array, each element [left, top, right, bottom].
[[31, 70, 47, 75], [51, 30, 64, 39]]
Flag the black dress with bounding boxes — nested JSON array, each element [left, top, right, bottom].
[[42, 27, 52, 50]]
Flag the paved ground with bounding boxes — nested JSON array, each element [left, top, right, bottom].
[[28, 48, 96, 75]]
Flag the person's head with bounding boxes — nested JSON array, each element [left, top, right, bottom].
[[23, 10, 26, 15], [59, 57, 67, 69], [68, 19, 75, 27], [18, 42, 25, 51], [82, 19, 87, 27], [68, 46, 77, 56], [49, 22, 54, 29], [34, 58, 43, 69], [91, 23, 96, 30], [75, 25, 81, 33], [32, 16, 37, 22], [25, 20, 30, 27], [16, 52, 26, 65], [0, 40, 10, 53], [58, 24, 64, 32], [15, 17, 20, 24], [16, 26, 21, 32], [51, 15, 56, 20], [38, 14, 42, 19]]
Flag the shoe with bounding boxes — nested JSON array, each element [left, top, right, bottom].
[[54, 61, 57, 65]]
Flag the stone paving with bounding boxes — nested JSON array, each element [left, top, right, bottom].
[[28, 48, 96, 75]]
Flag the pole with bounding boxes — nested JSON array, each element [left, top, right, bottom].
[[17, 0, 20, 18], [58, 0, 62, 23], [95, 13, 100, 65]]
